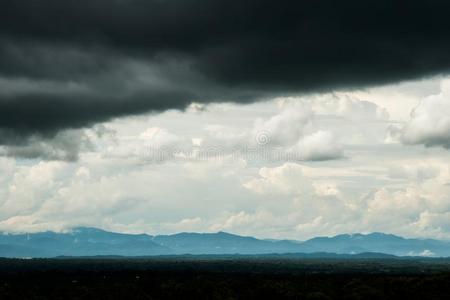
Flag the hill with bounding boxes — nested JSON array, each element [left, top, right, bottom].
[[0, 227, 449, 258]]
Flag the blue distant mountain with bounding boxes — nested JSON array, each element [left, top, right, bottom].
[[152, 231, 301, 254], [0, 227, 449, 258], [297, 233, 449, 256], [0, 227, 168, 257]]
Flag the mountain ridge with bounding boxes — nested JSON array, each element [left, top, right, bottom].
[[0, 227, 449, 258]]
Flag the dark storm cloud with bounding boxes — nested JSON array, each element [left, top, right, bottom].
[[2, 0, 450, 144], [0, 90, 193, 135], [0, 129, 94, 161]]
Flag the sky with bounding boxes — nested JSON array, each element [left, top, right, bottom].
[[1, 0, 450, 240]]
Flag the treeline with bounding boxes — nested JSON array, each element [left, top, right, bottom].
[[0, 258, 450, 299]]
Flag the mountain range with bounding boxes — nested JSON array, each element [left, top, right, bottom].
[[0, 227, 449, 258]]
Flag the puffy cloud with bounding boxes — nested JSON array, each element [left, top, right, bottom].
[[309, 94, 389, 121], [139, 127, 181, 149], [388, 163, 442, 182], [313, 182, 340, 197], [395, 80, 450, 148], [0, 153, 254, 234], [292, 131, 343, 161], [252, 105, 314, 146], [277, 94, 392, 146], [2, 152, 450, 240], [99, 100, 346, 163], [0, 161, 65, 219], [358, 163, 450, 238], [250, 104, 344, 161], [239, 161, 450, 240], [241, 163, 354, 238], [243, 163, 315, 195]]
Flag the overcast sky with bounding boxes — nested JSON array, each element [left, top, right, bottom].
[[1, 1, 450, 240]]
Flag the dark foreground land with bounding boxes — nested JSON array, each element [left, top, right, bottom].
[[1, 256, 450, 299]]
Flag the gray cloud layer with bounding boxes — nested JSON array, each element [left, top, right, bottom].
[[2, 0, 450, 143]]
